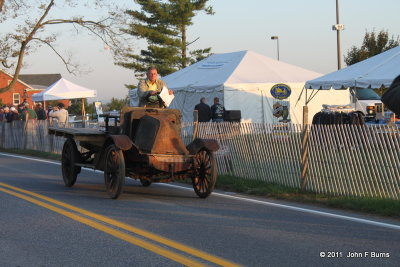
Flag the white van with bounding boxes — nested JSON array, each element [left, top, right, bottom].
[[352, 88, 383, 121]]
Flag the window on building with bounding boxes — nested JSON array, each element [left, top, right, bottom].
[[13, 93, 20, 105]]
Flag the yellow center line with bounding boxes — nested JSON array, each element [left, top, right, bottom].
[[0, 182, 241, 267], [0, 186, 206, 266]]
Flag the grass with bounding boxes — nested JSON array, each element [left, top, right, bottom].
[[0, 148, 61, 161], [322, 197, 400, 218], [216, 175, 400, 219], [1, 148, 399, 219]]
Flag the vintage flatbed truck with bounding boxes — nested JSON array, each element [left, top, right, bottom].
[[49, 107, 219, 199]]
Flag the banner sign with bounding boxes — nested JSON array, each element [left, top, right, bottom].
[[270, 83, 291, 100]]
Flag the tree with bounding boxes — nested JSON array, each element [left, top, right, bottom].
[[68, 98, 92, 116], [0, 0, 131, 93], [344, 29, 399, 66], [104, 97, 128, 111], [117, 0, 214, 82]]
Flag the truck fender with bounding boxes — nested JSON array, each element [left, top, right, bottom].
[[186, 138, 219, 155], [95, 135, 134, 171], [109, 135, 134, 151]]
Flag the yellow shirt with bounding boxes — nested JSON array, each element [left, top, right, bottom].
[[146, 80, 159, 103], [146, 80, 158, 91], [137, 78, 166, 107]]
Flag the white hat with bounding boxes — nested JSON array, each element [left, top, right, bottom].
[[10, 107, 16, 111]]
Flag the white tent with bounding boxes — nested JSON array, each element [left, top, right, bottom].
[[162, 50, 350, 123], [306, 46, 400, 90], [32, 78, 97, 101], [32, 78, 97, 118]]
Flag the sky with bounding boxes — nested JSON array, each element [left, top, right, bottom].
[[8, 0, 400, 103]]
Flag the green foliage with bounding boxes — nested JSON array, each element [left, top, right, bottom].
[[117, 0, 214, 79], [104, 97, 128, 112], [68, 99, 90, 116], [189, 48, 212, 65], [46, 100, 60, 109], [344, 29, 400, 66]]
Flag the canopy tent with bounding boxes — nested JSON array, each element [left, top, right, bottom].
[[161, 50, 349, 123], [32, 78, 97, 101], [305, 46, 400, 90], [32, 78, 97, 118]]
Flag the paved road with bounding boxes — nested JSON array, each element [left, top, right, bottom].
[[0, 152, 399, 267]]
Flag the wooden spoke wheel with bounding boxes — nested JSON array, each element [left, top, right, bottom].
[[61, 138, 81, 187], [140, 179, 152, 187], [192, 149, 217, 198], [104, 144, 125, 199]]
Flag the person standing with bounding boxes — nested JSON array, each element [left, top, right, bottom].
[[194, 97, 211, 122], [137, 66, 173, 108], [19, 103, 38, 121], [35, 103, 47, 120], [47, 105, 53, 116], [17, 104, 24, 114], [49, 103, 68, 127], [211, 97, 225, 122], [0, 107, 4, 122], [6, 107, 19, 122], [3, 107, 10, 122]]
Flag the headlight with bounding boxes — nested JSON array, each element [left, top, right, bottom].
[[367, 106, 375, 115]]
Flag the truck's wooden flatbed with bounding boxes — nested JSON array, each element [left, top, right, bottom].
[[49, 127, 107, 143]]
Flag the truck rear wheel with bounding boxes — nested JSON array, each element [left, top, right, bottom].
[[104, 144, 125, 199], [61, 138, 81, 187], [192, 149, 217, 198]]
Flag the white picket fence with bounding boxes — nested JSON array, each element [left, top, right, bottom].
[[0, 120, 97, 153], [0, 120, 399, 199], [181, 122, 400, 200]]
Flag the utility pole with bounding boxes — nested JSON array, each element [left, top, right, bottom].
[[332, 0, 345, 70], [271, 36, 279, 61]]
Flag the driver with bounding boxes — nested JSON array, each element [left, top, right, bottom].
[[137, 66, 173, 108]]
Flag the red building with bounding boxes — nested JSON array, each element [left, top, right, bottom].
[[0, 69, 38, 108], [0, 70, 68, 108]]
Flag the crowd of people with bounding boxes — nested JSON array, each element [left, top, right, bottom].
[[0, 102, 68, 126]]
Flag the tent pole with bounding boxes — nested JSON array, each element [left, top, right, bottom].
[[305, 86, 308, 105], [300, 87, 309, 189], [295, 87, 304, 107], [82, 98, 86, 121], [261, 89, 265, 124]]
